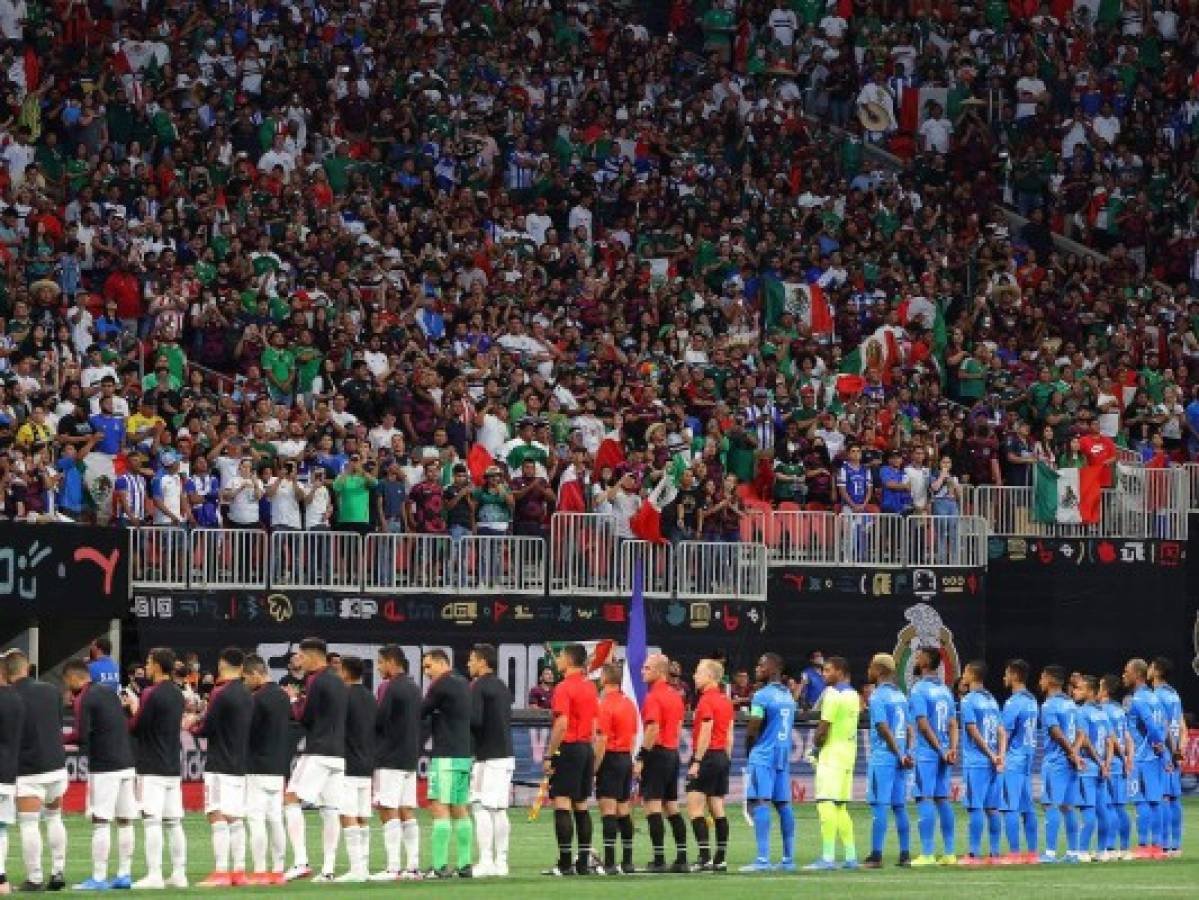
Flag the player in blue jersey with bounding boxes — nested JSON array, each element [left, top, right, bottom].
[[1072, 675, 1113, 862], [1099, 674, 1134, 860], [740, 653, 797, 872], [1123, 657, 1167, 858], [863, 654, 912, 869], [959, 662, 1006, 865], [1149, 657, 1186, 857], [1038, 665, 1083, 863], [1000, 659, 1039, 863], [907, 648, 958, 866]]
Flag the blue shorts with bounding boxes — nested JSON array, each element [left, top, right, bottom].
[[1106, 773, 1128, 805], [913, 757, 950, 800], [1076, 775, 1098, 808], [963, 767, 1001, 810], [746, 763, 791, 803], [867, 765, 909, 805], [1131, 760, 1163, 803], [1041, 764, 1079, 807], [1161, 759, 1182, 798], [1001, 770, 1034, 813]]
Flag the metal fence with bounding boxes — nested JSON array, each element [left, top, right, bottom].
[[1186, 463, 1199, 514]]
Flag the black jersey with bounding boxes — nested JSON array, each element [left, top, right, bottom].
[[471, 673, 514, 760], [0, 685, 26, 783], [375, 674, 422, 771], [13, 677, 66, 776], [129, 680, 184, 777], [195, 679, 253, 776], [421, 671, 472, 759], [75, 684, 135, 773], [248, 682, 293, 777], [344, 683, 376, 778], [295, 666, 347, 758]]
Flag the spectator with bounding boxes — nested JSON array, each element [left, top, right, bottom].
[[527, 667, 556, 711]]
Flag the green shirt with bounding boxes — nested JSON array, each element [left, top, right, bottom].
[[261, 346, 296, 388], [332, 473, 377, 524], [818, 685, 861, 768]]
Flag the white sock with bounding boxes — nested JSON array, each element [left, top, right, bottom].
[[319, 809, 340, 875], [143, 818, 163, 879], [46, 810, 66, 875], [492, 809, 510, 865], [167, 820, 187, 878], [229, 820, 246, 872], [472, 803, 493, 868], [91, 822, 111, 882], [285, 805, 307, 869], [356, 824, 370, 875], [383, 819, 402, 872], [211, 821, 230, 872], [401, 818, 420, 871], [0, 823, 8, 878], [267, 813, 286, 872], [248, 817, 267, 873], [343, 825, 361, 875], [117, 824, 135, 878], [19, 811, 43, 884]]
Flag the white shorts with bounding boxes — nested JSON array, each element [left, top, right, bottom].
[[15, 769, 68, 805], [204, 773, 246, 818], [340, 776, 372, 819], [0, 783, 14, 825], [136, 774, 184, 820], [470, 757, 515, 809], [87, 769, 137, 821], [287, 755, 344, 808], [245, 775, 285, 819], [373, 769, 417, 810]]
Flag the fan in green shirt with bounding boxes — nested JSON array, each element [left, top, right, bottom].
[[333, 467, 379, 526], [262, 341, 296, 397]]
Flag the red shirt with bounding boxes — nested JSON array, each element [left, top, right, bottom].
[[552, 671, 599, 743], [642, 679, 684, 750], [1079, 433, 1117, 487], [597, 688, 639, 753], [692, 685, 734, 752]]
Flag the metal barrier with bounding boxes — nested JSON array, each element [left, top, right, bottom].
[[363, 533, 456, 594], [458, 535, 547, 595], [837, 512, 907, 567], [549, 514, 620, 595], [676, 541, 768, 602], [767, 510, 840, 566], [619, 539, 673, 599], [270, 530, 362, 592], [190, 527, 267, 590], [1117, 447, 1143, 467], [129, 527, 189, 589], [1188, 463, 1199, 514], [905, 516, 988, 568]]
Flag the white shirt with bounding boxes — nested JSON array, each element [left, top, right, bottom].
[[918, 116, 952, 154], [82, 365, 119, 390], [225, 475, 262, 524], [525, 212, 552, 246], [1015, 77, 1046, 119], [368, 425, 401, 452], [0, 0, 27, 41], [268, 477, 303, 529], [88, 395, 130, 417], [767, 8, 798, 46], [567, 204, 593, 242], [151, 473, 187, 524], [2, 141, 34, 187], [904, 464, 931, 511], [304, 483, 331, 529], [257, 148, 295, 175], [1092, 114, 1120, 146]]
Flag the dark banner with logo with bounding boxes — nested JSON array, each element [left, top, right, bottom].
[[987, 535, 1187, 568], [0, 522, 128, 621]]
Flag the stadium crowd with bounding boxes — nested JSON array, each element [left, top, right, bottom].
[[0, 0, 1195, 542]]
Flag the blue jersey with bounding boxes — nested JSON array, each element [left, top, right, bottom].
[[868, 682, 909, 769], [88, 656, 121, 692], [1153, 684, 1183, 752], [114, 472, 147, 522], [748, 682, 796, 769], [1002, 688, 1039, 774], [837, 462, 871, 505], [960, 688, 1002, 768], [1103, 700, 1130, 762], [1040, 692, 1079, 770], [909, 675, 956, 762], [1127, 686, 1165, 763], [1080, 703, 1110, 778]]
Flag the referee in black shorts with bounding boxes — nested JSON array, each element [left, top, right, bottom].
[[542, 645, 599, 877]]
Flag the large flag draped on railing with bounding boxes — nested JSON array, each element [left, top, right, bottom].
[[1033, 461, 1102, 525]]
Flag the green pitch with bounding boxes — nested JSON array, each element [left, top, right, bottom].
[[14, 800, 1198, 897]]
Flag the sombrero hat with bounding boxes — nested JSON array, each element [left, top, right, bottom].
[[858, 102, 890, 132]]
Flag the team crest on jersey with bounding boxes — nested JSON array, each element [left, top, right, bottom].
[[892, 603, 959, 692]]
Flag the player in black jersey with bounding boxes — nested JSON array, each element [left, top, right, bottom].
[[335, 656, 376, 883], [6, 649, 68, 892], [0, 661, 24, 894], [421, 649, 474, 878], [242, 654, 292, 885], [468, 643, 515, 878], [372, 646, 422, 881], [63, 658, 137, 891]]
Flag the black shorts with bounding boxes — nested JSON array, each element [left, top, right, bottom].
[[595, 752, 633, 802], [685, 751, 730, 798], [549, 742, 594, 802], [640, 747, 680, 802]]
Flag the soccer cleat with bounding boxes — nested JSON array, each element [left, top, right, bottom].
[[108, 876, 132, 891], [573, 860, 591, 877], [456, 866, 474, 879], [494, 861, 509, 877], [1132, 846, 1154, 860], [738, 860, 773, 873], [619, 861, 637, 875], [641, 861, 667, 874], [17, 882, 44, 893], [539, 866, 573, 877], [841, 859, 860, 870], [861, 856, 883, 869], [958, 855, 986, 866], [711, 862, 728, 873], [229, 872, 247, 887], [688, 860, 712, 873], [333, 871, 367, 883], [668, 860, 690, 874], [72, 880, 110, 892], [398, 869, 423, 881], [164, 875, 187, 890], [196, 873, 233, 888], [1037, 853, 1060, 864], [910, 855, 938, 867], [802, 859, 837, 871], [937, 854, 958, 866], [130, 876, 164, 890], [776, 858, 798, 872], [282, 866, 312, 882], [47, 874, 66, 892], [1060, 853, 1082, 865], [595, 865, 622, 876], [311, 872, 337, 883], [368, 871, 399, 882], [473, 862, 495, 878], [896, 852, 911, 867]]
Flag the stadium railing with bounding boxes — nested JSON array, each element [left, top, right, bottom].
[[1186, 463, 1199, 514]]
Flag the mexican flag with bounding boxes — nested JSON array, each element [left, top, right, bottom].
[[763, 277, 833, 334], [544, 640, 616, 678], [839, 324, 904, 378], [1033, 462, 1102, 525]]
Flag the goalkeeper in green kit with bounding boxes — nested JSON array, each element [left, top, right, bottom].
[[806, 656, 862, 870]]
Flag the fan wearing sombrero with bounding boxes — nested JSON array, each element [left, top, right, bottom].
[[855, 70, 896, 137]]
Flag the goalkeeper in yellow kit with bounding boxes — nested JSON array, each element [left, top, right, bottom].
[[806, 656, 861, 870]]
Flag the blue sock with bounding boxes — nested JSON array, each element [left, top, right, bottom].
[[1115, 804, 1131, 850], [1095, 796, 1110, 852], [917, 800, 936, 855], [893, 804, 910, 855], [1169, 798, 1182, 851], [936, 799, 956, 854], [1045, 806, 1061, 853], [1152, 802, 1165, 848], [987, 811, 1002, 856], [1005, 811, 1021, 853], [1135, 802, 1152, 846], [870, 804, 888, 856], [1064, 808, 1079, 853], [1023, 809, 1038, 853], [1080, 807, 1096, 853], [777, 802, 795, 861], [752, 802, 771, 862], [968, 808, 984, 857]]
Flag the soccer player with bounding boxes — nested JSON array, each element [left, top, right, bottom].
[[1073, 675, 1113, 861], [686, 658, 734, 872], [863, 653, 912, 869], [62, 658, 136, 890], [6, 649, 69, 892], [1000, 659, 1039, 863], [1149, 657, 1186, 857], [542, 643, 598, 877], [806, 656, 861, 870], [467, 643, 515, 878], [337, 656, 377, 882], [420, 649, 474, 878], [592, 662, 638, 875], [959, 661, 1005, 865], [189, 647, 253, 887], [908, 647, 958, 866], [637, 653, 687, 873], [741, 652, 796, 872], [243, 654, 292, 884], [372, 646, 422, 880], [284, 637, 348, 882], [127, 647, 188, 889], [1039, 664, 1083, 863], [1099, 674, 1135, 860], [1123, 657, 1167, 858], [0, 661, 24, 894]]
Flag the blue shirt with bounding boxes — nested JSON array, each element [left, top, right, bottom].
[[1002, 688, 1039, 774], [1127, 685, 1165, 763], [837, 461, 871, 505], [88, 656, 120, 692], [1104, 701, 1130, 766], [800, 665, 825, 708], [960, 688, 1002, 768], [1041, 692, 1079, 770], [878, 464, 912, 514], [55, 457, 85, 512], [1080, 702, 1110, 778], [89, 413, 126, 454], [909, 675, 956, 762], [1153, 684, 1183, 750], [748, 682, 796, 770], [868, 682, 909, 769]]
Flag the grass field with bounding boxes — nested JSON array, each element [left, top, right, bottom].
[[12, 801, 1197, 897]]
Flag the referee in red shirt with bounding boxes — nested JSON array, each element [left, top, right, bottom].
[[686, 659, 735, 871], [635, 653, 687, 873], [592, 663, 639, 875], [542, 644, 598, 877]]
